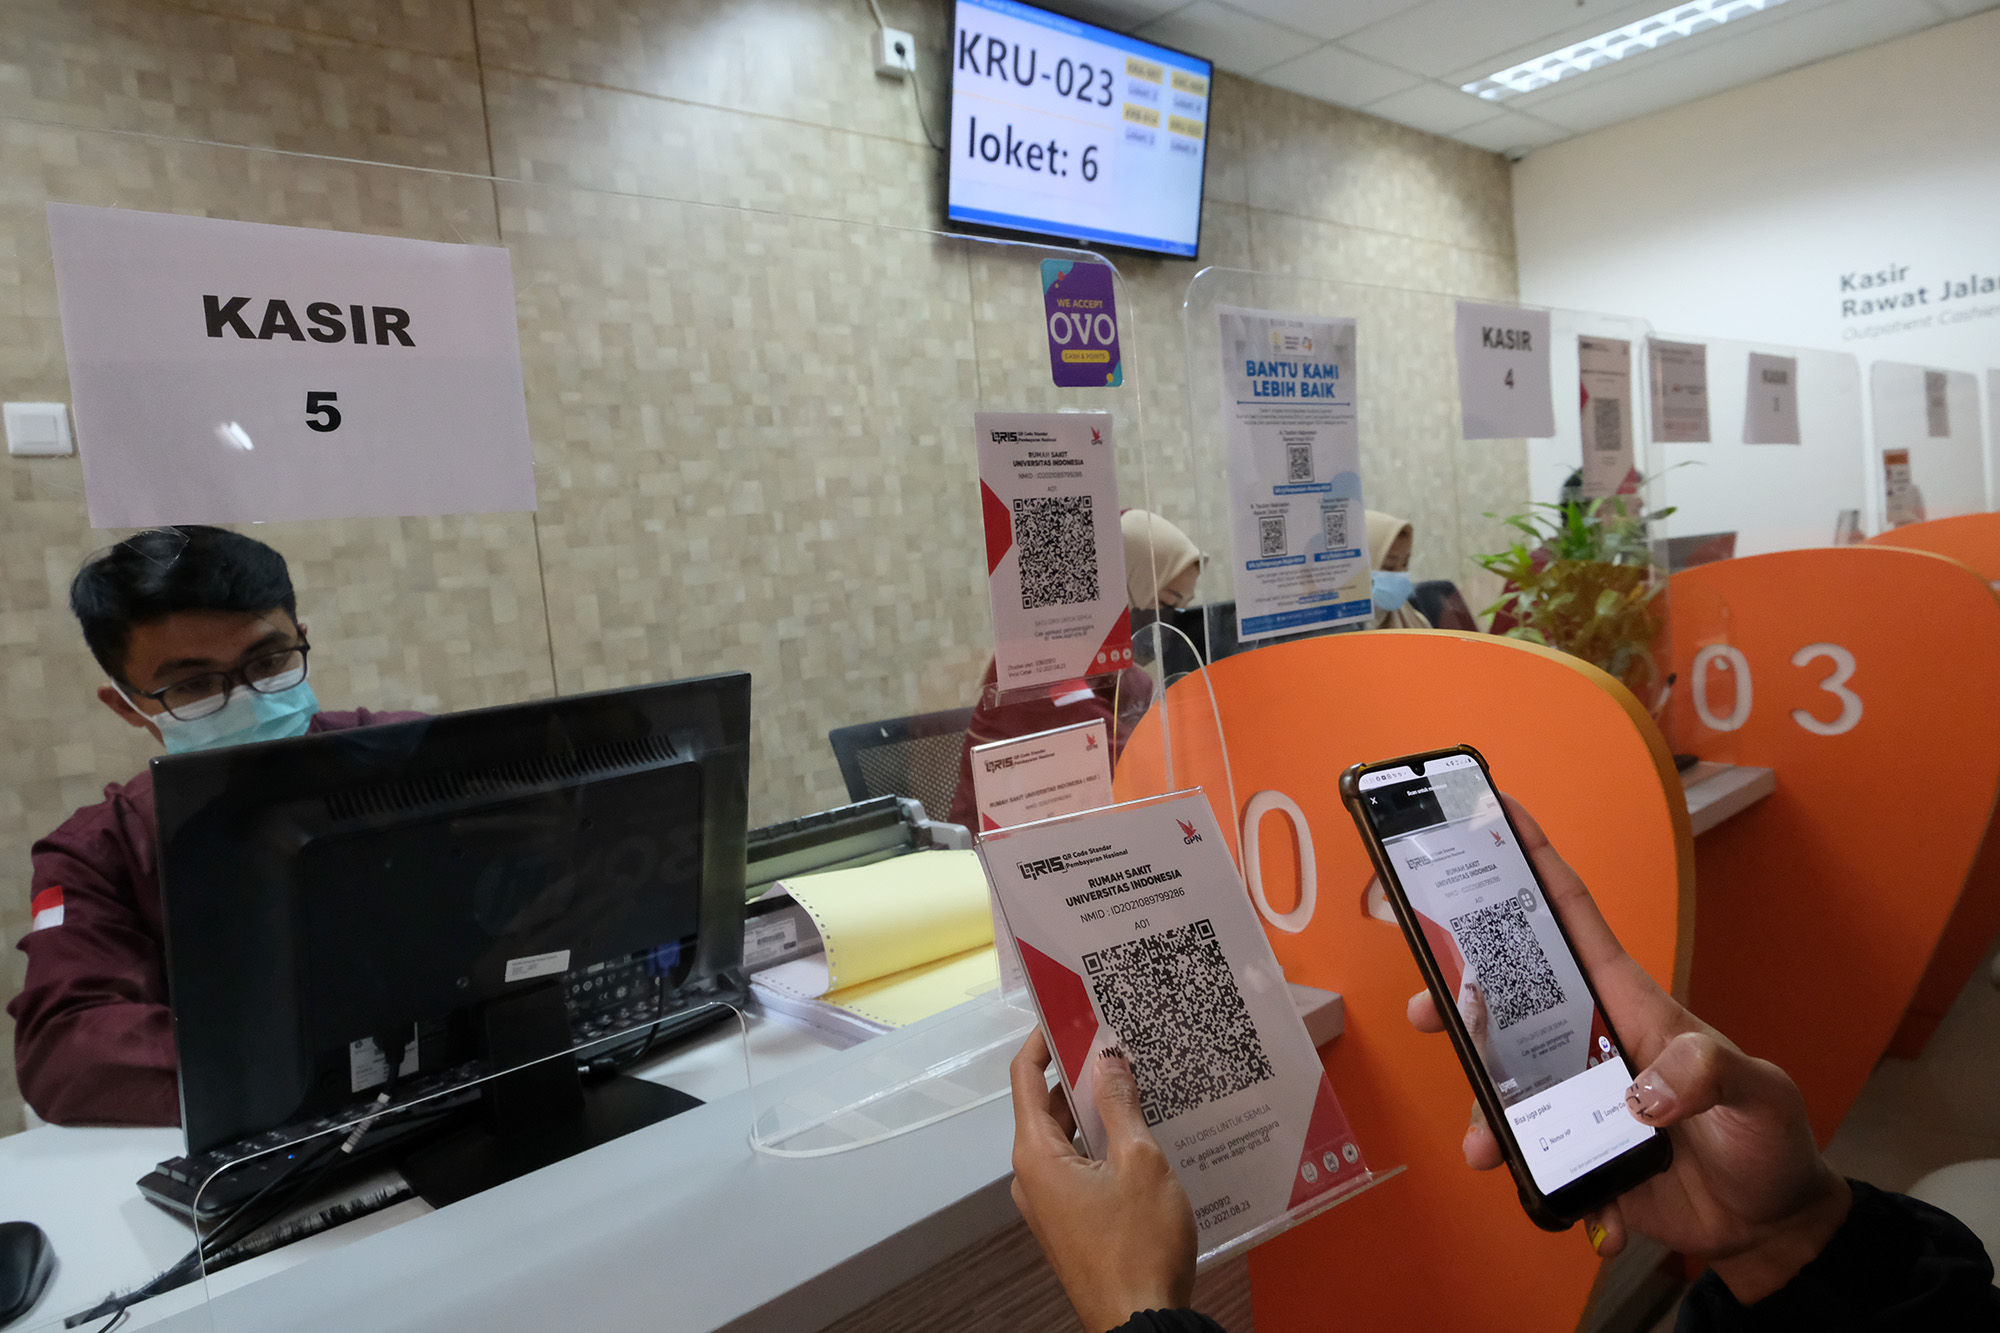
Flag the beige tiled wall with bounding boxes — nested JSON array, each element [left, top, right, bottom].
[[0, 0, 1518, 1133]]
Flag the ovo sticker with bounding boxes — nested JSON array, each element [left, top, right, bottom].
[[1041, 259, 1122, 388]]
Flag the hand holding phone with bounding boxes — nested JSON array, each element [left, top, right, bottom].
[[1345, 747, 1671, 1229], [1375, 771, 1852, 1299]]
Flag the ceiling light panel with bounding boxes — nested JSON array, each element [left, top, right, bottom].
[[1462, 0, 1793, 99], [1518, 0, 1947, 130]]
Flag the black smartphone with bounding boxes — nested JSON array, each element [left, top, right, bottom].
[[1340, 745, 1671, 1230]]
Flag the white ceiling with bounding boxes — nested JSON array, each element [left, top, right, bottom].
[[1038, 0, 1996, 156]]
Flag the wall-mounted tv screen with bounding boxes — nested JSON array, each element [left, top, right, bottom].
[[949, 0, 1212, 259]]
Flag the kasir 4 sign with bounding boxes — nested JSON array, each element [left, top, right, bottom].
[[47, 204, 536, 527]]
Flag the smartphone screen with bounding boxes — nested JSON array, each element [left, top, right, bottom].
[[1357, 753, 1659, 1198]]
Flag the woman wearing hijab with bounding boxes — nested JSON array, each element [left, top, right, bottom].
[[1366, 509, 1432, 630], [945, 511, 1201, 830]]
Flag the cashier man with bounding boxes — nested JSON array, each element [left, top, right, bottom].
[[9, 526, 421, 1126]]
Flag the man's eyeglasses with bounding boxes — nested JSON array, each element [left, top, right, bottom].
[[135, 642, 311, 721]]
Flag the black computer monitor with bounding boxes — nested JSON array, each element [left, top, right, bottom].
[[152, 674, 751, 1205]]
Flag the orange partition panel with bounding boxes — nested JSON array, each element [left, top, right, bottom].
[[1864, 511, 2000, 573], [1115, 630, 1690, 1333], [1665, 547, 2000, 1140], [1864, 515, 2000, 1055]]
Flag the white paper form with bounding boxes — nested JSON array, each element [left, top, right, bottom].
[[1743, 353, 1802, 445], [979, 791, 1371, 1257], [971, 717, 1114, 995], [970, 718, 1113, 834], [1217, 306, 1372, 644], [1649, 339, 1712, 443], [1884, 448, 1926, 527], [1455, 302, 1555, 440], [1577, 336, 1636, 499], [1925, 370, 1952, 438], [976, 412, 1133, 694]]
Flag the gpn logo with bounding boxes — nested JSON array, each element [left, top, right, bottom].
[[1176, 818, 1202, 845]]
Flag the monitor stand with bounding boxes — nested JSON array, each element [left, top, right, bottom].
[[398, 985, 702, 1209]]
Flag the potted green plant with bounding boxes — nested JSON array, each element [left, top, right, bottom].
[[1476, 494, 1673, 712]]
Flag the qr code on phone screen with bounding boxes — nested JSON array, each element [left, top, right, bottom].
[[1013, 496, 1099, 609], [1084, 920, 1275, 1125], [1449, 898, 1566, 1030]]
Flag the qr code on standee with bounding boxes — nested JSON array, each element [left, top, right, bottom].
[[1286, 443, 1314, 483], [1449, 898, 1566, 1030], [1321, 502, 1347, 550], [1258, 514, 1287, 559], [1014, 496, 1100, 609], [1083, 919, 1275, 1126], [1593, 396, 1623, 452]]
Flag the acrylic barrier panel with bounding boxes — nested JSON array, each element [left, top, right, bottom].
[[0, 117, 1211, 1313], [493, 194, 1175, 832], [1524, 312, 1666, 512], [1486, 311, 1678, 714], [1655, 571, 1746, 768], [1647, 339, 1867, 555], [185, 1007, 759, 1332], [1662, 547, 2000, 1142], [746, 613, 1217, 1158], [1870, 362, 1990, 522], [1178, 267, 1545, 643], [1110, 632, 1689, 1329], [975, 791, 1400, 1269], [3, 140, 1194, 849], [6, 1002, 748, 1330], [1991, 367, 2000, 506]]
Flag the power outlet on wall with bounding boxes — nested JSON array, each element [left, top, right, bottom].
[[873, 27, 916, 79]]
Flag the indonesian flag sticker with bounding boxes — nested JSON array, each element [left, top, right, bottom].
[[30, 886, 64, 932]]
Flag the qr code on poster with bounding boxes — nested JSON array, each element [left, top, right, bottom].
[[1592, 396, 1623, 452], [1449, 897, 1566, 1030], [1321, 502, 1347, 551], [1014, 496, 1099, 609], [1083, 919, 1275, 1126], [1286, 442, 1314, 483], [1258, 514, 1287, 559]]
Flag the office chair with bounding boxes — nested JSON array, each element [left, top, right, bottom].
[[827, 707, 976, 823], [1412, 579, 1478, 631]]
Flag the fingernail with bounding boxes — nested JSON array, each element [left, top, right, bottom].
[[1624, 1070, 1677, 1122], [1586, 1222, 1606, 1253]]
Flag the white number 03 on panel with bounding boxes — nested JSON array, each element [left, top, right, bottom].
[[1689, 643, 1862, 737]]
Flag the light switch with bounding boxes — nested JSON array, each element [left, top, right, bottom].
[[5, 402, 74, 457]]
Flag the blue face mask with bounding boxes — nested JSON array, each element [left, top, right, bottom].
[[1371, 571, 1416, 614], [154, 679, 320, 755]]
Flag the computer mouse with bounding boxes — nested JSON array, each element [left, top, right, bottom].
[[0, 1221, 54, 1327]]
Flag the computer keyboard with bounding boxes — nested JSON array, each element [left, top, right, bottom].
[[138, 1074, 479, 1221], [140, 950, 728, 1222]]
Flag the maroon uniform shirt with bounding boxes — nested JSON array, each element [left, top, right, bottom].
[[9, 708, 425, 1127]]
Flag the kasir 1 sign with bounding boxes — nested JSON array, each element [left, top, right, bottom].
[[46, 204, 535, 528]]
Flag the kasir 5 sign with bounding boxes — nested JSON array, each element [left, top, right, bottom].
[[47, 204, 536, 527]]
